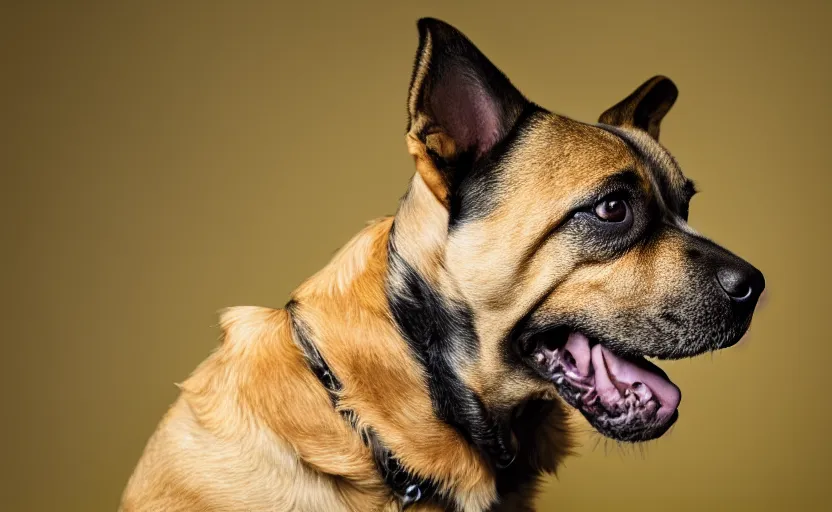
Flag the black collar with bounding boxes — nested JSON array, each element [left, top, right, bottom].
[[288, 307, 450, 510]]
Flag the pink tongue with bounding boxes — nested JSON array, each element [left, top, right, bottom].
[[564, 332, 681, 422], [564, 332, 593, 377]]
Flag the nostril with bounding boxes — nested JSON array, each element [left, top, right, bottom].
[[717, 267, 760, 302], [734, 285, 753, 301]]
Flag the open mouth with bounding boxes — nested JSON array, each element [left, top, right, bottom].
[[522, 329, 682, 442]]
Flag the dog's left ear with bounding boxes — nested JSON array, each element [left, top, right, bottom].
[[406, 18, 529, 206], [599, 76, 678, 140]]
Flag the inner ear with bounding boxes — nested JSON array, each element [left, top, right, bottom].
[[598, 76, 678, 140], [406, 18, 529, 203], [428, 70, 507, 158]]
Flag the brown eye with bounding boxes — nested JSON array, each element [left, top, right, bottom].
[[594, 198, 628, 222]]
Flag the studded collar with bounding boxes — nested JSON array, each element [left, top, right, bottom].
[[289, 311, 451, 510]]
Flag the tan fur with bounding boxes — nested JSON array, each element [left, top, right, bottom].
[[400, 106, 701, 423], [434, 115, 640, 408], [293, 218, 499, 512], [121, 102, 688, 512], [121, 213, 570, 511], [121, 306, 392, 512], [121, 20, 701, 512], [120, 106, 688, 512], [407, 132, 458, 208]]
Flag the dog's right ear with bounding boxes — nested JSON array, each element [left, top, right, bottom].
[[406, 18, 528, 207]]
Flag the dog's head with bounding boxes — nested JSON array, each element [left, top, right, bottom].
[[394, 18, 764, 444]]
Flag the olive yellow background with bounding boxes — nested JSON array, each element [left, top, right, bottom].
[[4, 1, 830, 510]]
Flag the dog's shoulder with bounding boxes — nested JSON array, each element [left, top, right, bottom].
[[120, 307, 391, 511]]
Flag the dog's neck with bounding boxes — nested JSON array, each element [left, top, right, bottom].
[[387, 175, 518, 466], [387, 174, 453, 296], [287, 174, 515, 509]]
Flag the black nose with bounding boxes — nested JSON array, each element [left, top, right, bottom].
[[717, 264, 765, 303]]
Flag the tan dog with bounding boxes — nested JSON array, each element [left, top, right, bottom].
[[120, 18, 765, 512]]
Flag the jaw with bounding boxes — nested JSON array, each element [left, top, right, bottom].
[[519, 328, 682, 442]]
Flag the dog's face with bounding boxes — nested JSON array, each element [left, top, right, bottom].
[[402, 19, 764, 443]]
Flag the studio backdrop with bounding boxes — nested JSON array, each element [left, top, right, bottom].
[[4, 1, 830, 510]]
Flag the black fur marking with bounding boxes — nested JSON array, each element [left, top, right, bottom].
[[494, 400, 555, 497], [680, 179, 697, 221], [683, 179, 698, 201], [287, 303, 450, 509], [286, 301, 343, 406], [386, 233, 516, 470]]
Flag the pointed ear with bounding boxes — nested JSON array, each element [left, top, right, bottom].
[[406, 18, 529, 206], [598, 76, 678, 140]]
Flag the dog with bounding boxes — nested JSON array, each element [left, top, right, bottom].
[[120, 18, 765, 512]]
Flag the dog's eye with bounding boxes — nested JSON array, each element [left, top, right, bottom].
[[594, 198, 628, 222]]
